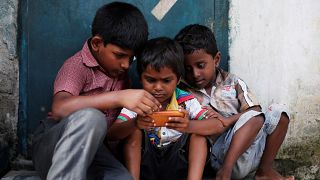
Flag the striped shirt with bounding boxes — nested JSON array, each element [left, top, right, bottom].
[[117, 88, 207, 146]]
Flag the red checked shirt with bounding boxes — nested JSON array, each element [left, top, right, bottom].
[[54, 40, 129, 127]]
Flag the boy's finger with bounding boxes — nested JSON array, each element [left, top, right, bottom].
[[139, 121, 153, 128], [134, 109, 146, 117], [142, 98, 161, 112], [167, 117, 179, 123], [144, 92, 162, 109], [137, 103, 154, 115], [166, 122, 187, 129]]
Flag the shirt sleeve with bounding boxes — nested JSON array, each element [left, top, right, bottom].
[[236, 78, 260, 112], [117, 108, 137, 122], [53, 56, 87, 96], [185, 98, 207, 120]]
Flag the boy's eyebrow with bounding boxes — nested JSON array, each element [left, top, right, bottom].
[[143, 73, 175, 80], [113, 51, 129, 55]]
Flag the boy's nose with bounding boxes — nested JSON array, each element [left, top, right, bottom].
[[193, 69, 200, 78], [120, 59, 130, 70], [154, 82, 162, 90]]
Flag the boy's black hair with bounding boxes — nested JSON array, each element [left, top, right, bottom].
[[92, 2, 148, 53], [174, 24, 218, 57], [137, 37, 184, 79]]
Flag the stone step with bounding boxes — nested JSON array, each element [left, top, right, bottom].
[[1, 170, 40, 180]]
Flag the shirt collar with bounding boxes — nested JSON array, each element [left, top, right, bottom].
[[81, 40, 99, 68], [214, 67, 224, 86], [180, 67, 225, 96]]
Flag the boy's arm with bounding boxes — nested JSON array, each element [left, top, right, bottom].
[[169, 106, 261, 136], [166, 108, 225, 136], [187, 118, 226, 136], [52, 89, 161, 120], [204, 105, 261, 128], [108, 115, 154, 141], [107, 119, 138, 141]]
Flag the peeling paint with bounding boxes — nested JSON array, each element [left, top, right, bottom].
[[151, 0, 178, 21]]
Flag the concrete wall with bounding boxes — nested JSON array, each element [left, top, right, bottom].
[[229, 0, 320, 178], [0, 0, 19, 174]]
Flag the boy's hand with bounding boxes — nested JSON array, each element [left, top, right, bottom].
[[202, 106, 229, 127], [165, 108, 189, 132], [120, 89, 161, 116], [202, 106, 220, 119], [136, 115, 154, 130]]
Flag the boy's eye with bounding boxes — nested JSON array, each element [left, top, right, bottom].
[[163, 79, 171, 84], [185, 66, 192, 72], [197, 63, 205, 69], [114, 53, 126, 59], [146, 77, 156, 83]]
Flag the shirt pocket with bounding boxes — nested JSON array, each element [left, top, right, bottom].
[[211, 97, 239, 117]]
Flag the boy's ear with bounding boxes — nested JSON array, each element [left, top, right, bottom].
[[214, 52, 221, 67], [90, 35, 104, 52]]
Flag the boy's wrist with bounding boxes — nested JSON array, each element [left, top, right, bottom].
[[115, 90, 125, 107]]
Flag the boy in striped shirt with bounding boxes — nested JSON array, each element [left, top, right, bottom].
[[108, 37, 225, 180]]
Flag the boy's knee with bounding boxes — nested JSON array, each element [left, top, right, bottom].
[[280, 112, 290, 123], [69, 108, 107, 133], [126, 129, 142, 147], [190, 134, 207, 144], [234, 111, 264, 132], [264, 103, 290, 134], [190, 133, 204, 139]]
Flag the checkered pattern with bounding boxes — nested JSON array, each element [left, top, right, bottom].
[[54, 41, 129, 126]]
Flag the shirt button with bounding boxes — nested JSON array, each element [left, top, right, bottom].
[[162, 132, 166, 135]]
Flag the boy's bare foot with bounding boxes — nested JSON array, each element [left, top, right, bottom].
[[255, 168, 294, 180]]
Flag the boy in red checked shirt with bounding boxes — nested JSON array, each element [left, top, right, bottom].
[[32, 2, 160, 180]]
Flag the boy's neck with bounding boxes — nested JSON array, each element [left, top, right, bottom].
[[160, 99, 171, 111], [87, 38, 98, 60]]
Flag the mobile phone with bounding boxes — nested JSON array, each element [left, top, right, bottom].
[[147, 110, 185, 127]]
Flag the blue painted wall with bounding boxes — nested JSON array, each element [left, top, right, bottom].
[[18, 0, 229, 155]]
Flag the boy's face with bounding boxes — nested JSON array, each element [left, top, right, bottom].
[[141, 65, 178, 104], [91, 37, 134, 78], [184, 49, 220, 89]]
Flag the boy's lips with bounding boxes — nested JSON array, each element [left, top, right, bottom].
[[194, 79, 205, 86], [153, 93, 165, 98]]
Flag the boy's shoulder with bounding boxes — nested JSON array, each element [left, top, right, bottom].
[[175, 88, 195, 104], [60, 41, 99, 73], [216, 68, 245, 86]]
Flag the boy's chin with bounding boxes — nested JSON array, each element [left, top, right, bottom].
[[191, 82, 206, 89], [107, 71, 127, 79]]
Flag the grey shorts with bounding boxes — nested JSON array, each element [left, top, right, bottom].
[[210, 103, 289, 179]]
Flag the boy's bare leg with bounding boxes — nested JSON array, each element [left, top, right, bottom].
[[188, 134, 207, 180], [124, 129, 142, 180], [216, 115, 264, 180], [255, 113, 294, 180]]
